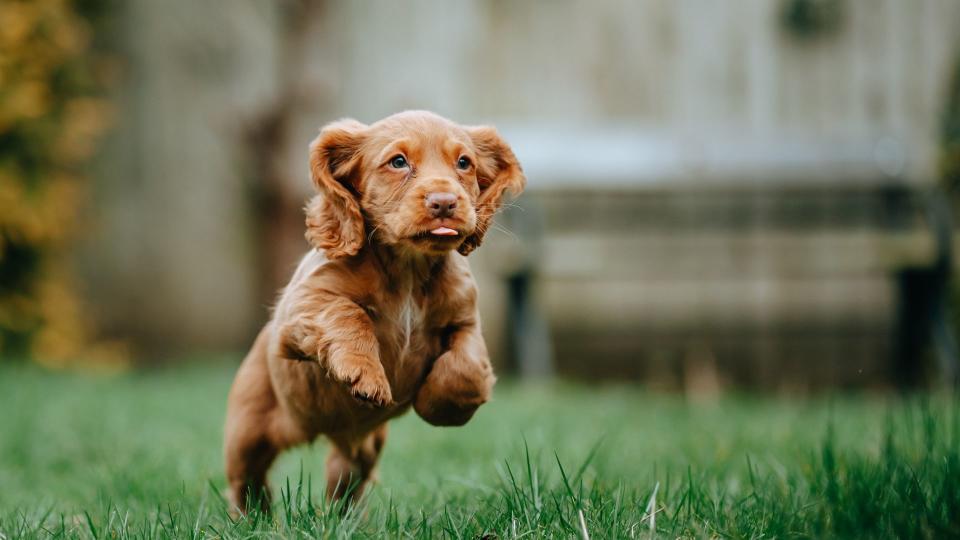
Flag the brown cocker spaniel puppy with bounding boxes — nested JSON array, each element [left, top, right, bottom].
[[223, 110, 524, 512]]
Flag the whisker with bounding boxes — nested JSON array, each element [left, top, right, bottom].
[[490, 222, 518, 242], [367, 224, 383, 243]]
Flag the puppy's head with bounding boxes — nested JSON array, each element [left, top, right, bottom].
[[305, 111, 524, 258]]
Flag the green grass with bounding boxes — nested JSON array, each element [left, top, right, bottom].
[[0, 361, 958, 539]]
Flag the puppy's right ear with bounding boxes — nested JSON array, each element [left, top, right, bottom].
[[305, 119, 367, 259]]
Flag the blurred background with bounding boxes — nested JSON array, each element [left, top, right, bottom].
[[3, 0, 960, 393]]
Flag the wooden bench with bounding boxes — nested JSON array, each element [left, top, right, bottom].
[[481, 129, 957, 390]]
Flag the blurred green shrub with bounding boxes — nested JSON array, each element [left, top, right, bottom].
[[0, 0, 120, 367]]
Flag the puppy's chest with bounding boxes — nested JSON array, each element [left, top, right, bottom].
[[365, 294, 445, 388]]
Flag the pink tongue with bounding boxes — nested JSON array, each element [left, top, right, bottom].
[[430, 227, 459, 236]]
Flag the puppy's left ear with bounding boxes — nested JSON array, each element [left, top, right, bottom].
[[458, 126, 525, 256]]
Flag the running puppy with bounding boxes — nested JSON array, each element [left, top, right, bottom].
[[224, 110, 524, 512]]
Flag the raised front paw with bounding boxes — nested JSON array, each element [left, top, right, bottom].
[[350, 370, 393, 407], [413, 351, 494, 426], [330, 356, 393, 407], [414, 392, 484, 426]]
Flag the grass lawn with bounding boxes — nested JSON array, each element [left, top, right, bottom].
[[0, 361, 958, 539]]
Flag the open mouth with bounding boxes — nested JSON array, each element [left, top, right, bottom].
[[410, 224, 464, 242], [412, 229, 460, 241], [428, 226, 459, 236]]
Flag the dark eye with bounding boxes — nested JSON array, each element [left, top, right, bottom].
[[456, 156, 471, 170], [389, 155, 408, 169]]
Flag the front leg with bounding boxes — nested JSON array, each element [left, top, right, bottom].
[[414, 322, 495, 426], [276, 294, 393, 407]]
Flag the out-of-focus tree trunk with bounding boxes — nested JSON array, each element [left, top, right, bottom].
[[243, 0, 327, 311]]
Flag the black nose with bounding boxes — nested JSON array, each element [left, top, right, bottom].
[[425, 192, 458, 218]]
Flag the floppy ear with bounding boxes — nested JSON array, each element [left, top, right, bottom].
[[304, 119, 368, 259], [458, 126, 526, 256]]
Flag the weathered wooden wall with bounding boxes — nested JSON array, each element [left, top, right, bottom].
[[83, 0, 960, 367]]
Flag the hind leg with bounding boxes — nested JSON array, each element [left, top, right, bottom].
[[224, 328, 304, 513], [224, 424, 277, 513], [325, 424, 388, 501]]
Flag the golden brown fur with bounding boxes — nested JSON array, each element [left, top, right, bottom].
[[224, 111, 524, 512]]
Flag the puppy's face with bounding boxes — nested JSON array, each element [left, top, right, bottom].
[[360, 115, 482, 255], [306, 111, 524, 258]]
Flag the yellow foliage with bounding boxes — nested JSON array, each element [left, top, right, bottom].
[[0, 0, 125, 368]]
